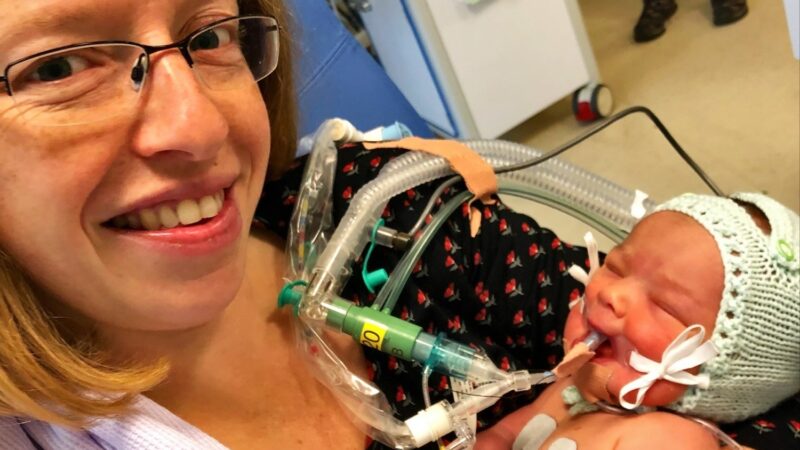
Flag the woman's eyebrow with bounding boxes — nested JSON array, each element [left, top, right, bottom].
[[2, 8, 104, 45]]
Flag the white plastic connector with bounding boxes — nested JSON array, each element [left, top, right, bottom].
[[361, 127, 385, 141], [405, 401, 453, 447], [329, 118, 362, 142], [510, 370, 532, 391]]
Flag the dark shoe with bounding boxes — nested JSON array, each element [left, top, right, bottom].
[[712, 0, 748, 26], [634, 0, 678, 43]]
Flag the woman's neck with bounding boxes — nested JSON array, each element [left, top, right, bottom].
[[99, 230, 294, 413]]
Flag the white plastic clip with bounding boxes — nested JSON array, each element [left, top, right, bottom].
[[630, 189, 649, 219], [567, 232, 600, 312]]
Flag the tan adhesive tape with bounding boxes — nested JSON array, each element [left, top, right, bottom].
[[554, 342, 595, 379], [363, 137, 498, 202], [573, 362, 613, 403]]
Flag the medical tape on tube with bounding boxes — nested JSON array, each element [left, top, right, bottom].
[[553, 342, 595, 379], [573, 362, 613, 403], [364, 137, 498, 202]]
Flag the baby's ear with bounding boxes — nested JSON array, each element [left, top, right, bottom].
[[733, 200, 771, 235]]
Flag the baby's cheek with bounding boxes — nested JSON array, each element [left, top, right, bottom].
[[609, 374, 689, 407]]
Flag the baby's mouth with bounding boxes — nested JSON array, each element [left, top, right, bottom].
[[103, 189, 225, 231], [595, 339, 615, 359]]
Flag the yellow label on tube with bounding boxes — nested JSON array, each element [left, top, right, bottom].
[[360, 321, 387, 350]]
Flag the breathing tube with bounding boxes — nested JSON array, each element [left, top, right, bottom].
[[277, 113, 709, 448]]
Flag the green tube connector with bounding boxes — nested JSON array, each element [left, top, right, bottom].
[[325, 297, 491, 382], [278, 280, 308, 316], [326, 297, 422, 361]]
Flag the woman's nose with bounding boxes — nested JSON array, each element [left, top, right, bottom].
[[129, 52, 229, 162]]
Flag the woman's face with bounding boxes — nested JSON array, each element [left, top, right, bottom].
[[563, 211, 723, 407], [0, 0, 271, 331]]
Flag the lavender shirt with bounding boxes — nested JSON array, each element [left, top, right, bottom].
[[0, 396, 226, 450]]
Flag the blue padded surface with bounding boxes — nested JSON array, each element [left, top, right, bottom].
[[288, 0, 433, 138]]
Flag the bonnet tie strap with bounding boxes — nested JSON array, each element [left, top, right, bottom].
[[618, 324, 719, 410]]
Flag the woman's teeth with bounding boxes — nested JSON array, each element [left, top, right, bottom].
[[110, 191, 224, 230]]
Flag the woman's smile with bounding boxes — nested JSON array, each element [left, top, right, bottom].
[[101, 186, 242, 257]]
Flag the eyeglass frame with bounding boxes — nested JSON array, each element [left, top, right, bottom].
[[0, 14, 279, 97]]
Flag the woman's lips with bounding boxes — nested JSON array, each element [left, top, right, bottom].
[[107, 193, 242, 257]]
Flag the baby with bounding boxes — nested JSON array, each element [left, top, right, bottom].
[[475, 192, 799, 450]]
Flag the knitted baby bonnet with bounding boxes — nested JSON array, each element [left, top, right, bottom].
[[654, 192, 799, 423]]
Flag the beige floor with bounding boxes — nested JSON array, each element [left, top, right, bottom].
[[502, 0, 800, 220]]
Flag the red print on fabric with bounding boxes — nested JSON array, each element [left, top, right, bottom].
[[438, 375, 449, 392], [788, 419, 800, 438], [447, 315, 465, 334], [416, 289, 431, 307], [506, 250, 522, 268], [537, 270, 552, 287], [342, 161, 358, 175], [499, 218, 509, 235], [752, 419, 776, 434], [505, 279, 517, 294], [444, 283, 460, 302], [538, 298, 554, 316], [513, 310, 531, 327]]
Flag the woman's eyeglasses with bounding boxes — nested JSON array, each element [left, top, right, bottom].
[[0, 15, 279, 127]]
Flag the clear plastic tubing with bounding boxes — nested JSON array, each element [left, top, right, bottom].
[[466, 139, 656, 231], [582, 330, 607, 351], [303, 139, 654, 319]]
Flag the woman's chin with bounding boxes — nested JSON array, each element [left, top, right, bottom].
[[96, 268, 245, 332]]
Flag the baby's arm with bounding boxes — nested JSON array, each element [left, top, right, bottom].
[[474, 399, 544, 450], [475, 380, 570, 450], [474, 421, 521, 450], [616, 412, 720, 450]]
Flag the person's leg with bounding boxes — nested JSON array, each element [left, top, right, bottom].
[[710, 0, 748, 26], [634, 0, 678, 43]]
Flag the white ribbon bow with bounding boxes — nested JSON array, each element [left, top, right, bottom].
[[618, 324, 719, 410], [567, 232, 600, 312]]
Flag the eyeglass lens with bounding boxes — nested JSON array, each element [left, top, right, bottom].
[[4, 16, 278, 126]]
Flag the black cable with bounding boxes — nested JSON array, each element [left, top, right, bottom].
[[494, 105, 725, 196]]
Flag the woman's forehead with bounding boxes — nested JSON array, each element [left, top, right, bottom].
[[0, 0, 239, 45]]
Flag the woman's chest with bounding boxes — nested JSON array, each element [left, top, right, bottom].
[[182, 379, 366, 450]]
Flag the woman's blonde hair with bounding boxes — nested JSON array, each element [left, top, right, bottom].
[[0, 0, 298, 427]]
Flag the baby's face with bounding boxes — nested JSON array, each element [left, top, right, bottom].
[[563, 211, 723, 406]]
